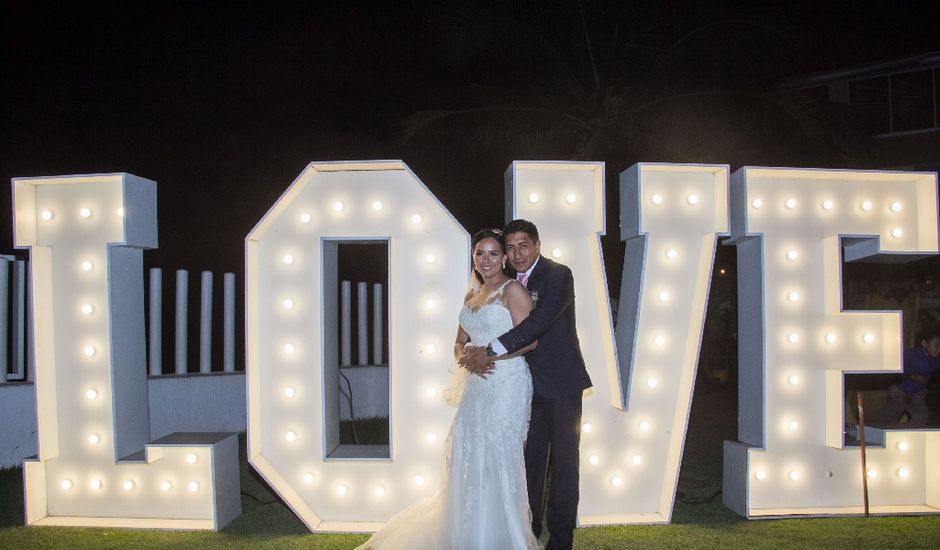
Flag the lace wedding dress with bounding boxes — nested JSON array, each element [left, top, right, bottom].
[[357, 281, 540, 550]]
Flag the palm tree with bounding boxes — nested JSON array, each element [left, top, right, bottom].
[[400, 0, 869, 169]]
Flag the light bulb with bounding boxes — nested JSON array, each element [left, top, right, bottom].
[[61, 479, 73, 490], [658, 291, 670, 302], [897, 468, 909, 478], [821, 200, 834, 211], [752, 198, 763, 209], [785, 198, 797, 209], [588, 454, 600, 465], [665, 248, 678, 260], [867, 469, 878, 479], [891, 228, 903, 238], [653, 335, 665, 346], [528, 193, 539, 203], [581, 423, 592, 433], [81, 260, 94, 272], [81, 303, 94, 315], [825, 333, 837, 344], [786, 249, 799, 261], [284, 387, 296, 398], [372, 201, 383, 211], [787, 375, 800, 386], [890, 201, 902, 212], [425, 387, 437, 398], [897, 441, 909, 452], [41, 210, 54, 220], [788, 470, 801, 481], [300, 213, 312, 224], [424, 343, 437, 354], [161, 480, 172, 492], [303, 472, 315, 483], [285, 431, 297, 442], [116, 207, 125, 217], [411, 214, 422, 224], [80, 208, 92, 218], [283, 343, 295, 354], [610, 476, 623, 487], [85, 389, 98, 399], [425, 298, 437, 310], [333, 201, 344, 212], [83, 345, 97, 357], [651, 194, 663, 205], [425, 253, 437, 264], [426, 432, 437, 443], [337, 485, 348, 496], [565, 193, 577, 204], [374, 486, 386, 497], [188, 481, 199, 492], [787, 420, 799, 431], [282, 299, 294, 310], [787, 291, 800, 302], [647, 378, 658, 388], [639, 421, 651, 432], [551, 248, 562, 258], [90, 479, 102, 490], [687, 194, 699, 205], [787, 333, 799, 344], [632, 454, 643, 465], [413, 474, 426, 485], [862, 333, 875, 344], [282, 254, 294, 265], [754, 470, 766, 480], [187, 453, 198, 464], [123, 480, 135, 491], [860, 200, 873, 211]]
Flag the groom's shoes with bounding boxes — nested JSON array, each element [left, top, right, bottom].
[[545, 534, 573, 550]]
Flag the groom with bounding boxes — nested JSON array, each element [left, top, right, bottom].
[[460, 219, 591, 550]]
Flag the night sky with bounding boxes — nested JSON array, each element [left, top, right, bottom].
[[2, 0, 939, 280]]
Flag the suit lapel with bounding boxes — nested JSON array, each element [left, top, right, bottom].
[[528, 255, 549, 288], [526, 256, 549, 304]]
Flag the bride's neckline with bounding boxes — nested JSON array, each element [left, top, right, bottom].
[[465, 278, 513, 312]]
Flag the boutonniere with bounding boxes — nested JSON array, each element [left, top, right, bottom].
[[529, 290, 539, 304]]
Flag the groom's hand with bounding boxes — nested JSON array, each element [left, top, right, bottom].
[[459, 347, 495, 378]]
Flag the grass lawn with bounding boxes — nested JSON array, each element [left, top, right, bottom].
[[2, 382, 938, 549]]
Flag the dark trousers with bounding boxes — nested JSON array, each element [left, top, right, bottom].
[[525, 392, 582, 550]]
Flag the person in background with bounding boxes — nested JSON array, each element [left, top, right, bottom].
[[882, 326, 940, 427]]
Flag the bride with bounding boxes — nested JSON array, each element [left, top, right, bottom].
[[357, 228, 540, 550]]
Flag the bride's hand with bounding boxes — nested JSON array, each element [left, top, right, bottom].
[[460, 346, 495, 378]]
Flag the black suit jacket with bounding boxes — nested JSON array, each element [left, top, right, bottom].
[[497, 256, 592, 399]]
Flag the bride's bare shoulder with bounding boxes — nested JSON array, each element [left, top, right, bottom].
[[502, 280, 532, 302], [463, 288, 476, 303]]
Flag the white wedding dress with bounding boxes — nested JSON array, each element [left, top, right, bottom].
[[357, 281, 540, 550]]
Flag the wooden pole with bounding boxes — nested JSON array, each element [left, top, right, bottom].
[[857, 391, 870, 517]]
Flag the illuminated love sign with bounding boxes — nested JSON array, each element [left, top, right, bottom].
[[723, 167, 940, 517], [508, 161, 728, 523], [15, 162, 939, 531], [245, 161, 469, 531], [14, 173, 240, 529]]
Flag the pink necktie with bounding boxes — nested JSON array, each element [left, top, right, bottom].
[[518, 273, 529, 288]]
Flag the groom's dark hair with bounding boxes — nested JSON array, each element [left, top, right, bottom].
[[504, 219, 539, 242]]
